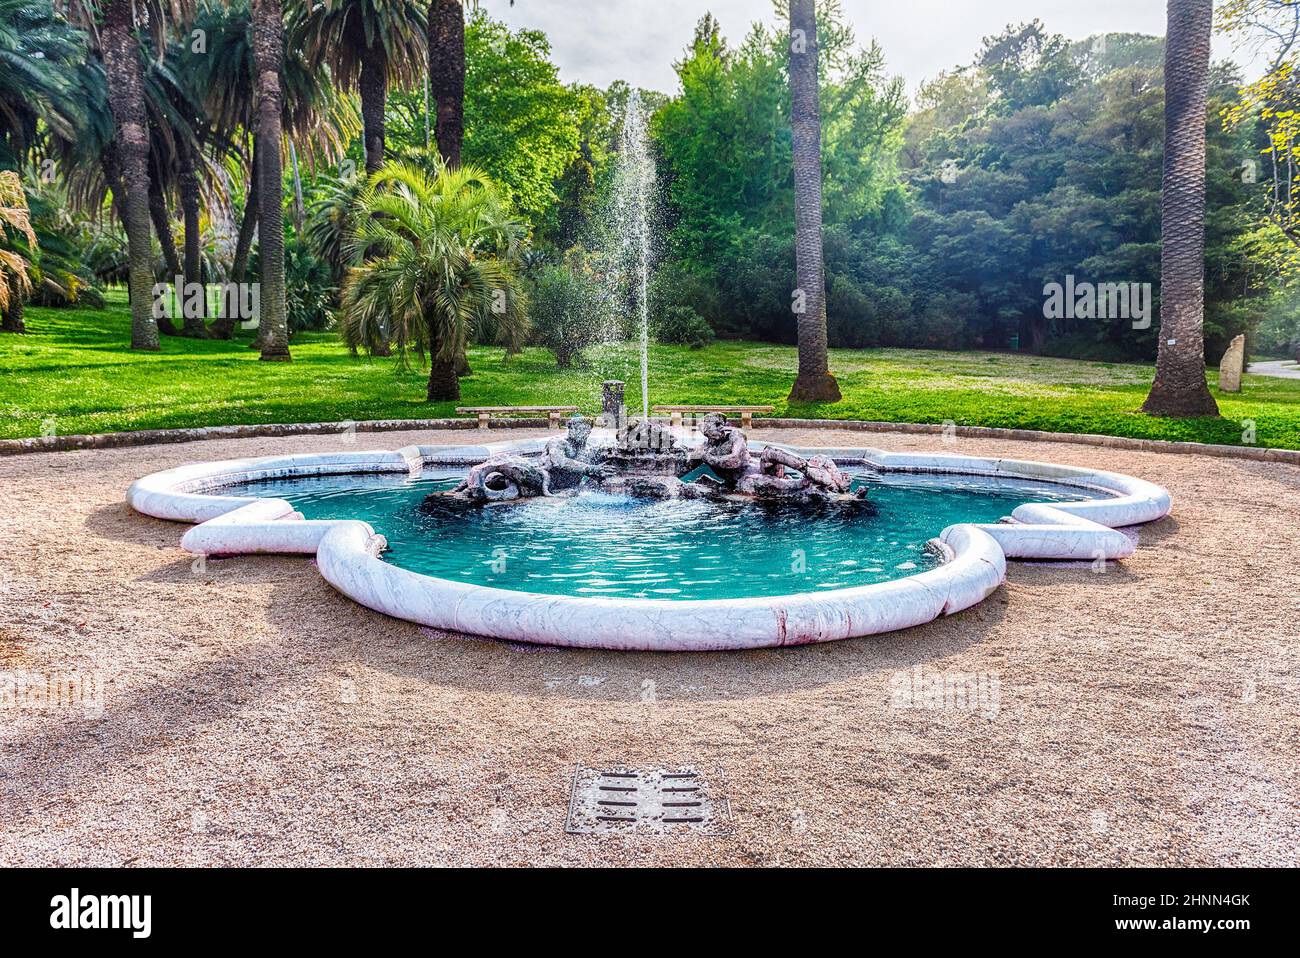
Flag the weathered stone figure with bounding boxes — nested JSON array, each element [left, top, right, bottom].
[[686, 412, 859, 500], [436, 410, 863, 508], [543, 415, 613, 490], [452, 455, 551, 503], [686, 412, 753, 487]]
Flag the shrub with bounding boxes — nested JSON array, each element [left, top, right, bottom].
[[655, 304, 715, 348], [649, 260, 722, 331], [528, 264, 610, 367], [285, 241, 337, 333]]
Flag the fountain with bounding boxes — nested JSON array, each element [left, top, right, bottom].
[[610, 91, 656, 420], [127, 419, 1172, 650]]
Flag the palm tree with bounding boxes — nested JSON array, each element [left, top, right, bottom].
[[146, 44, 212, 336], [289, 0, 427, 174], [786, 0, 840, 403], [1142, 0, 1220, 417], [427, 0, 463, 166], [0, 0, 85, 332], [0, 170, 35, 332], [339, 161, 527, 400], [0, 0, 84, 165], [98, 0, 188, 351], [251, 0, 290, 360], [188, 0, 355, 335], [304, 171, 367, 282], [39, 37, 209, 336]]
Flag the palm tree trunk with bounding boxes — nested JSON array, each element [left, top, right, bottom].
[[252, 0, 290, 361], [289, 140, 305, 231], [101, 0, 161, 351], [213, 175, 257, 339], [1142, 0, 1220, 418], [147, 171, 181, 278], [146, 176, 182, 336], [100, 143, 126, 224], [230, 142, 259, 286], [428, 0, 464, 167], [359, 42, 389, 174], [427, 354, 461, 401], [178, 137, 208, 337], [0, 286, 23, 333], [786, 0, 840, 404], [428, 0, 469, 373]]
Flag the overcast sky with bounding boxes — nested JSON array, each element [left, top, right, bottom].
[[481, 0, 1266, 97]]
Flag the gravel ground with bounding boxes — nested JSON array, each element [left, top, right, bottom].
[[0, 426, 1296, 867]]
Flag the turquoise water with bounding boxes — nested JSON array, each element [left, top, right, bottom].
[[233, 469, 1106, 600]]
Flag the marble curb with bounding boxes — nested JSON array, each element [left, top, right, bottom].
[[124, 441, 1172, 651], [6, 415, 1299, 465]]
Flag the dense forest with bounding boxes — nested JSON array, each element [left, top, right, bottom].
[[3, 2, 1297, 363]]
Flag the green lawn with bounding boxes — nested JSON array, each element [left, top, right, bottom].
[[4, 290, 1300, 449]]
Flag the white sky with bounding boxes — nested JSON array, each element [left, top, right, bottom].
[[482, 0, 1267, 97]]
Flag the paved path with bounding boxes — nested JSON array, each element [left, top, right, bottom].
[[1248, 360, 1300, 380]]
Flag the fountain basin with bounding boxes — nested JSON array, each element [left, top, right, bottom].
[[126, 438, 1171, 651]]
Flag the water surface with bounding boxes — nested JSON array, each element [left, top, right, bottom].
[[234, 469, 1105, 600]]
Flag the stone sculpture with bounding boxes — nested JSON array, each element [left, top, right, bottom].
[[432, 409, 865, 507], [1219, 333, 1246, 393]]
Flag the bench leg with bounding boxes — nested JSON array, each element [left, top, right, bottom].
[[549, 411, 560, 429], [477, 413, 490, 431], [671, 412, 682, 428], [742, 412, 753, 430]]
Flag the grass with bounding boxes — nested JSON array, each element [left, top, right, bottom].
[[4, 289, 1300, 449]]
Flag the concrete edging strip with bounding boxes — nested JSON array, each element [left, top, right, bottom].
[[7, 415, 1298, 464]]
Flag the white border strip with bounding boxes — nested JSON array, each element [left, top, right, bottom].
[[126, 441, 1171, 651]]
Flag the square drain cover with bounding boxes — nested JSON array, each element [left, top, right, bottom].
[[566, 765, 732, 836]]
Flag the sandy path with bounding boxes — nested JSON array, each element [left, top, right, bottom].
[[0, 427, 1296, 866], [1247, 360, 1300, 380]]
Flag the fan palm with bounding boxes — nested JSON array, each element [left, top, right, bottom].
[[304, 171, 368, 282], [339, 161, 528, 400], [289, 0, 427, 173]]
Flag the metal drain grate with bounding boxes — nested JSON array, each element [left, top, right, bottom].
[[566, 765, 732, 835]]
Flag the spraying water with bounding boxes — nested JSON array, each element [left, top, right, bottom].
[[610, 91, 656, 419]]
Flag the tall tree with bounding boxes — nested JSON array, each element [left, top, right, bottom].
[[787, 0, 841, 402], [427, 0, 464, 166], [188, 0, 356, 336], [100, 0, 162, 350], [290, 0, 427, 174], [252, 0, 290, 360], [1142, 0, 1219, 417]]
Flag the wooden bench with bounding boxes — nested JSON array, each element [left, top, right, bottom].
[[455, 405, 579, 430], [652, 405, 775, 430]]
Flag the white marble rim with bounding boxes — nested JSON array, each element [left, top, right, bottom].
[[125, 439, 1172, 651]]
